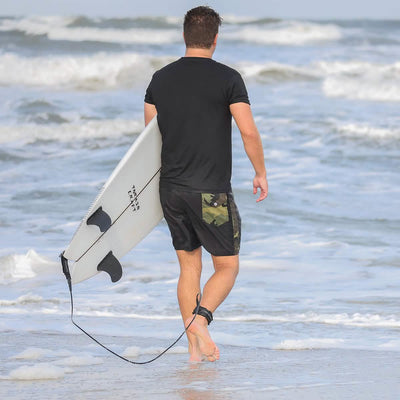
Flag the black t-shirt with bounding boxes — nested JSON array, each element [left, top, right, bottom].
[[144, 57, 250, 192]]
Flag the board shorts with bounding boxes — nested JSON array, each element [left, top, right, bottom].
[[159, 189, 241, 256]]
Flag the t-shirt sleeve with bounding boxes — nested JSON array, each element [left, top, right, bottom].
[[227, 72, 250, 105], [144, 74, 155, 104]]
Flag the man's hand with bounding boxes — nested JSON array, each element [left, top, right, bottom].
[[230, 102, 268, 203], [253, 174, 268, 202]]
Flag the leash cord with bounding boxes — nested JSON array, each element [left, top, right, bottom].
[[61, 252, 200, 365]]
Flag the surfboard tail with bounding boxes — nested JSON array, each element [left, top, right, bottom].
[[60, 250, 123, 285], [60, 251, 72, 291]]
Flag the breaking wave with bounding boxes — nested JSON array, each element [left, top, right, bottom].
[[242, 59, 400, 101], [0, 52, 173, 90], [224, 20, 342, 45], [0, 118, 143, 144], [0, 250, 56, 283], [0, 16, 181, 44], [319, 60, 400, 102], [239, 62, 320, 82], [0, 16, 342, 46]]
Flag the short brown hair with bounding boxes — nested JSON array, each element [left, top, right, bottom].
[[183, 6, 222, 49]]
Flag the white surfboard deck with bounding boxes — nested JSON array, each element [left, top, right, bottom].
[[63, 117, 163, 284]]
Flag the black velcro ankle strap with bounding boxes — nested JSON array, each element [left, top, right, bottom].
[[192, 305, 213, 325]]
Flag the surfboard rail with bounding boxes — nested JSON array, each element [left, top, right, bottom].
[[62, 117, 162, 284]]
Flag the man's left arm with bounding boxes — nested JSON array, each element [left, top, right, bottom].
[[230, 102, 268, 202]]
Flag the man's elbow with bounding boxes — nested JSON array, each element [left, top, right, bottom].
[[240, 128, 260, 141]]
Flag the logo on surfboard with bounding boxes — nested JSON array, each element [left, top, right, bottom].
[[128, 185, 140, 212]]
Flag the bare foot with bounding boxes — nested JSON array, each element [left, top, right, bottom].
[[185, 316, 219, 362], [188, 331, 202, 362]]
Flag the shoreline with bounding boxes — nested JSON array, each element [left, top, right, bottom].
[[1, 331, 399, 400]]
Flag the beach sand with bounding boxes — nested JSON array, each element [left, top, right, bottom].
[[1, 331, 399, 400]]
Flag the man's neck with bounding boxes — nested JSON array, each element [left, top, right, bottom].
[[184, 47, 214, 58]]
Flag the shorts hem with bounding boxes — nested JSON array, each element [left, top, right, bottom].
[[173, 244, 202, 252]]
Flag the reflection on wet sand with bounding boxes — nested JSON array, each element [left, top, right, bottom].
[[176, 362, 227, 400]]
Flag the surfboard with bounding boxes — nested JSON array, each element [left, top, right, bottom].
[[62, 117, 163, 284]]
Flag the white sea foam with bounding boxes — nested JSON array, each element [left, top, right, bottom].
[[0, 52, 172, 90], [220, 312, 400, 328], [0, 17, 341, 46], [122, 346, 141, 358], [140, 345, 187, 355], [225, 21, 342, 45], [379, 340, 400, 351], [121, 345, 186, 359], [0, 16, 180, 44], [54, 355, 103, 366], [1, 52, 398, 104], [0, 118, 143, 144], [239, 62, 319, 82], [239, 59, 400, 102], [10, 347, 50, 360], [221, 15, 262, 24], [8, 363, 66, 380], [337, 123, 400, 139], [10, 347, 74, 360], [0, 294, 43, 306], [0, 249, 54, 283], [319, 60, 400, 102], [274, 338, 345, 350], [305, 183, 338, 190]]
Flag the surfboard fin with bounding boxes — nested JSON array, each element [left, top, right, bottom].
[[86, 206, 112, 232], [97, 251, 122, 283]]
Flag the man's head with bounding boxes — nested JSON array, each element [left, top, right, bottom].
[[183, 6, 222, 49]]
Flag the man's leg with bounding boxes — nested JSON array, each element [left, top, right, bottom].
[[184, 254, 239, 362], [202, 254, 239, 313], [176, 247, 203, 362]]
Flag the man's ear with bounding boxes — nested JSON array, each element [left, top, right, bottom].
[[213, 34, 218, 46]]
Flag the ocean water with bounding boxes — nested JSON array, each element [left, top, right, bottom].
[[0, 15, 400, 394]]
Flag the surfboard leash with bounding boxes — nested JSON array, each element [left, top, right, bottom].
[[60, 252, 201, 365]]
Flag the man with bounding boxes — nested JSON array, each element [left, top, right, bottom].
[[144, 6, 268, 362]]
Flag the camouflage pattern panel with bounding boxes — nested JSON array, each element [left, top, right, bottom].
[[201, 193, 229, 226], [228, 193, 241, 254]]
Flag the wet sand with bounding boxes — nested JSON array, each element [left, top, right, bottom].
[[1, 331, 399, 400]]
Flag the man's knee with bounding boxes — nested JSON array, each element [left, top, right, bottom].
[[177, 248, 202, 274], [212, 255, 239, 277]]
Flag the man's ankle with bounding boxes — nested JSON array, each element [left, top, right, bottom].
[[195, 314, 209, 326]]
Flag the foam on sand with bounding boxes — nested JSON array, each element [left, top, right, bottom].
[[9, 347, 75, 360], [10, 347, 49, 360], [54, 355, 103, 366], [274, 338, 345, 350], [219, 312, 400, 328], [122, 345, 187, 358], [7, 364, 66, 380], [122, 346, 141, 358]]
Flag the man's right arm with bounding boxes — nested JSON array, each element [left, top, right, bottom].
[[230, 102, 268, 202], [144, 102, 157, 126]]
